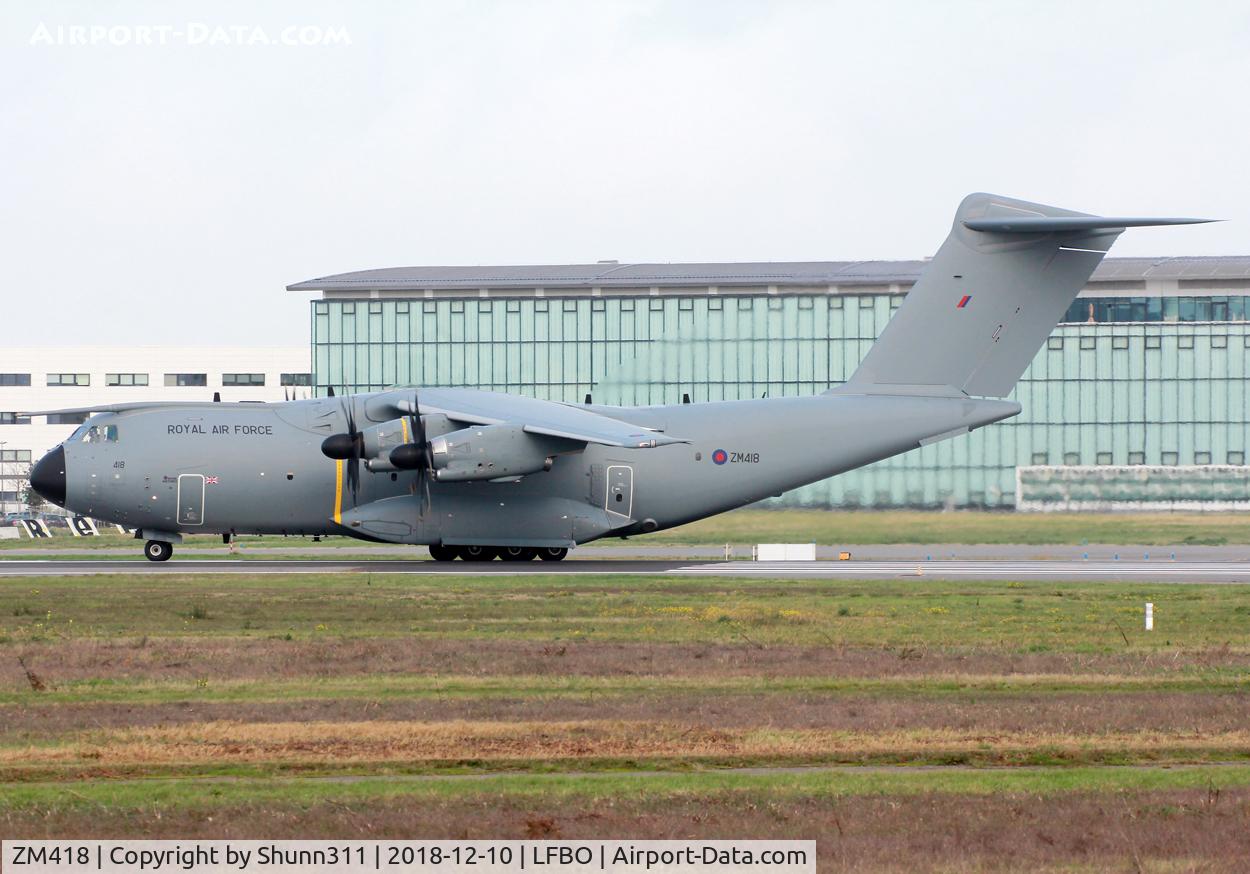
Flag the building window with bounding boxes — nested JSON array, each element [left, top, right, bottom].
[[47, 373, 89, 387], [0, 413, 30, 425], [106, 373, 149, 386], [1229, 451, 1245, 465], [479, 300, 492, 312], [536, 299, 550, 312], [368, 302, 382, 314], [565, 300, 580, 312], [450, 300, 464, 313], [164, 373, 207, 387], [829, 297, 843, 309], [314, 302, 328, 314], [0, 373, 30, 386], [649, 299, 663, 311], [1079, 337, 1096, 350], [341, 302, 355, 315], [1112, 336, 1129, 350], [222, 373, 265, 386], [1096, 451, 1113, 465], [1146, 335, 1161, 349], [0, 449, 31, 463], [1047, 337, 1064, 350], [1195, 451, 1212, 465], [423, 301, 437, 313], [47, 413, 88, 425], [1212, 335, 1228, 348], [738, 298, 752, 310], [1031, 452, 1048, 465], [1063, 452, 1080, 465], [616, 299, 630, 312], [396, 301, 409, 314], [708, 297, 723, 310], [1128, 451, 1145, 465], [679, 298, 694, 311], [768, 297, 783, 310], [508, 300, 522, 312], [1162, 451, 1179, 465], [798, 297, 814, 310], [281, 373, 312, 386], [1179, 335, 1194, 349]]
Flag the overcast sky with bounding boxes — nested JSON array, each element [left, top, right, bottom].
[[3, 0, 1248, 345]]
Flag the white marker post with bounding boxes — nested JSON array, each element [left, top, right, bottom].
[[1145, 602, 1154, 631]]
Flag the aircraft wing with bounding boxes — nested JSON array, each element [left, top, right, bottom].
[[390, 389, 688, 449]]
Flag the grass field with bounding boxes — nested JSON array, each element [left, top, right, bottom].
[[5, 508, 1250, 553], [3, 569, 1250, 871]]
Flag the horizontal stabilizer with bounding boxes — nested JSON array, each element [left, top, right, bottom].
[[964, 215, 1215, 233]]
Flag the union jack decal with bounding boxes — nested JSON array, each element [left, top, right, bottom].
[[204, 476, 219, 485]]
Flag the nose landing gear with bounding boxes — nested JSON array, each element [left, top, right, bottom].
[[144, 540, 173, 562]]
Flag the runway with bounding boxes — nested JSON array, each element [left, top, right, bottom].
[[4, 557, 1250, 582]]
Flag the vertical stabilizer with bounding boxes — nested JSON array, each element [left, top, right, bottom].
[[841, 193, 1211, 398]]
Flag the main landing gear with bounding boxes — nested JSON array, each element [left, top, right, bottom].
[[144, 540, 173, 562], [427, 545, 568, 562]]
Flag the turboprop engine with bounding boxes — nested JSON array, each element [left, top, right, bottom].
[[419, 423, 574, 482]]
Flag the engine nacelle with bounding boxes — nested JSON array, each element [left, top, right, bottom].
[[362, 413, 457, 460], [430, 423, 566, 482]]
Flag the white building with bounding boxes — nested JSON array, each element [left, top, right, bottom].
[[0, 346, 309, 512]]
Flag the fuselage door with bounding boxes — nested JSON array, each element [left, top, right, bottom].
[[176, 474, 206, 526], [605, 464, 633, 518]]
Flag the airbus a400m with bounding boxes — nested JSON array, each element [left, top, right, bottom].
[[25, 193, 1210, 561]]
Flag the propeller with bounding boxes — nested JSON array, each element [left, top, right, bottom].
[[320, 397, 363, 507], [389, 391, 434, 516]]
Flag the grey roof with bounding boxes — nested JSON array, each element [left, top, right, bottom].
[[288, 255, 1250, 293]]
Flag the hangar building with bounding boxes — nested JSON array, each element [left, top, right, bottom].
[[290, 257, 1250, 510]]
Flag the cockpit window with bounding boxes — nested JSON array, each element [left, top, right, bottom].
[[81, 424, 119, 443]]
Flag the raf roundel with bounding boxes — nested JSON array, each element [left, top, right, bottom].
[[712, 449, 728, 465]]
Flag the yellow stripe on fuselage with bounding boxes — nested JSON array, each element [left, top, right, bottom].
[[334, 459, 343, 524]]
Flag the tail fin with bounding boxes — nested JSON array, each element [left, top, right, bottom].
[[841, 192, 1212, 398]]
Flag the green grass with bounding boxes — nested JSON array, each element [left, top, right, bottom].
[[5, 764, 1250, 814], [643, 509, 1250, 546], [3, 573, 1248, 650]]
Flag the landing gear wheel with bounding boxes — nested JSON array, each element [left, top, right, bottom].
[[428, 544, 457, 562], [499, 546, 537, 562], [457, 545, 497, 562], [144, 540, 173, 562], [538, 547, 568, 562]]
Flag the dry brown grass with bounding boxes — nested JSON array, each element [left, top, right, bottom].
[[5, 690, 1250, 738], [5, 719, 1250, 770], [5, 788, 1250, 872], [6, 637, 1249, 688]]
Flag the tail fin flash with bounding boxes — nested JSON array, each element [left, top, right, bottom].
[[843, 193, 1213, 398]]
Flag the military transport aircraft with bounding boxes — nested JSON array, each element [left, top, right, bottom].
[[26, 193, 1211, 561]]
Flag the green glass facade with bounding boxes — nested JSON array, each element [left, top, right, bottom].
[[309, 288, 1250, 509]]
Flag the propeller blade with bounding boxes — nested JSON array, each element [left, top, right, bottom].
[[327, 386, 335, 397]]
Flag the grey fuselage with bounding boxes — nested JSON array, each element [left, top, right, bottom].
[[52, 387, 1017, 547]]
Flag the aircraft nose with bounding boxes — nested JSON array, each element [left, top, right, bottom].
[[29, 445, 66, 507]]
